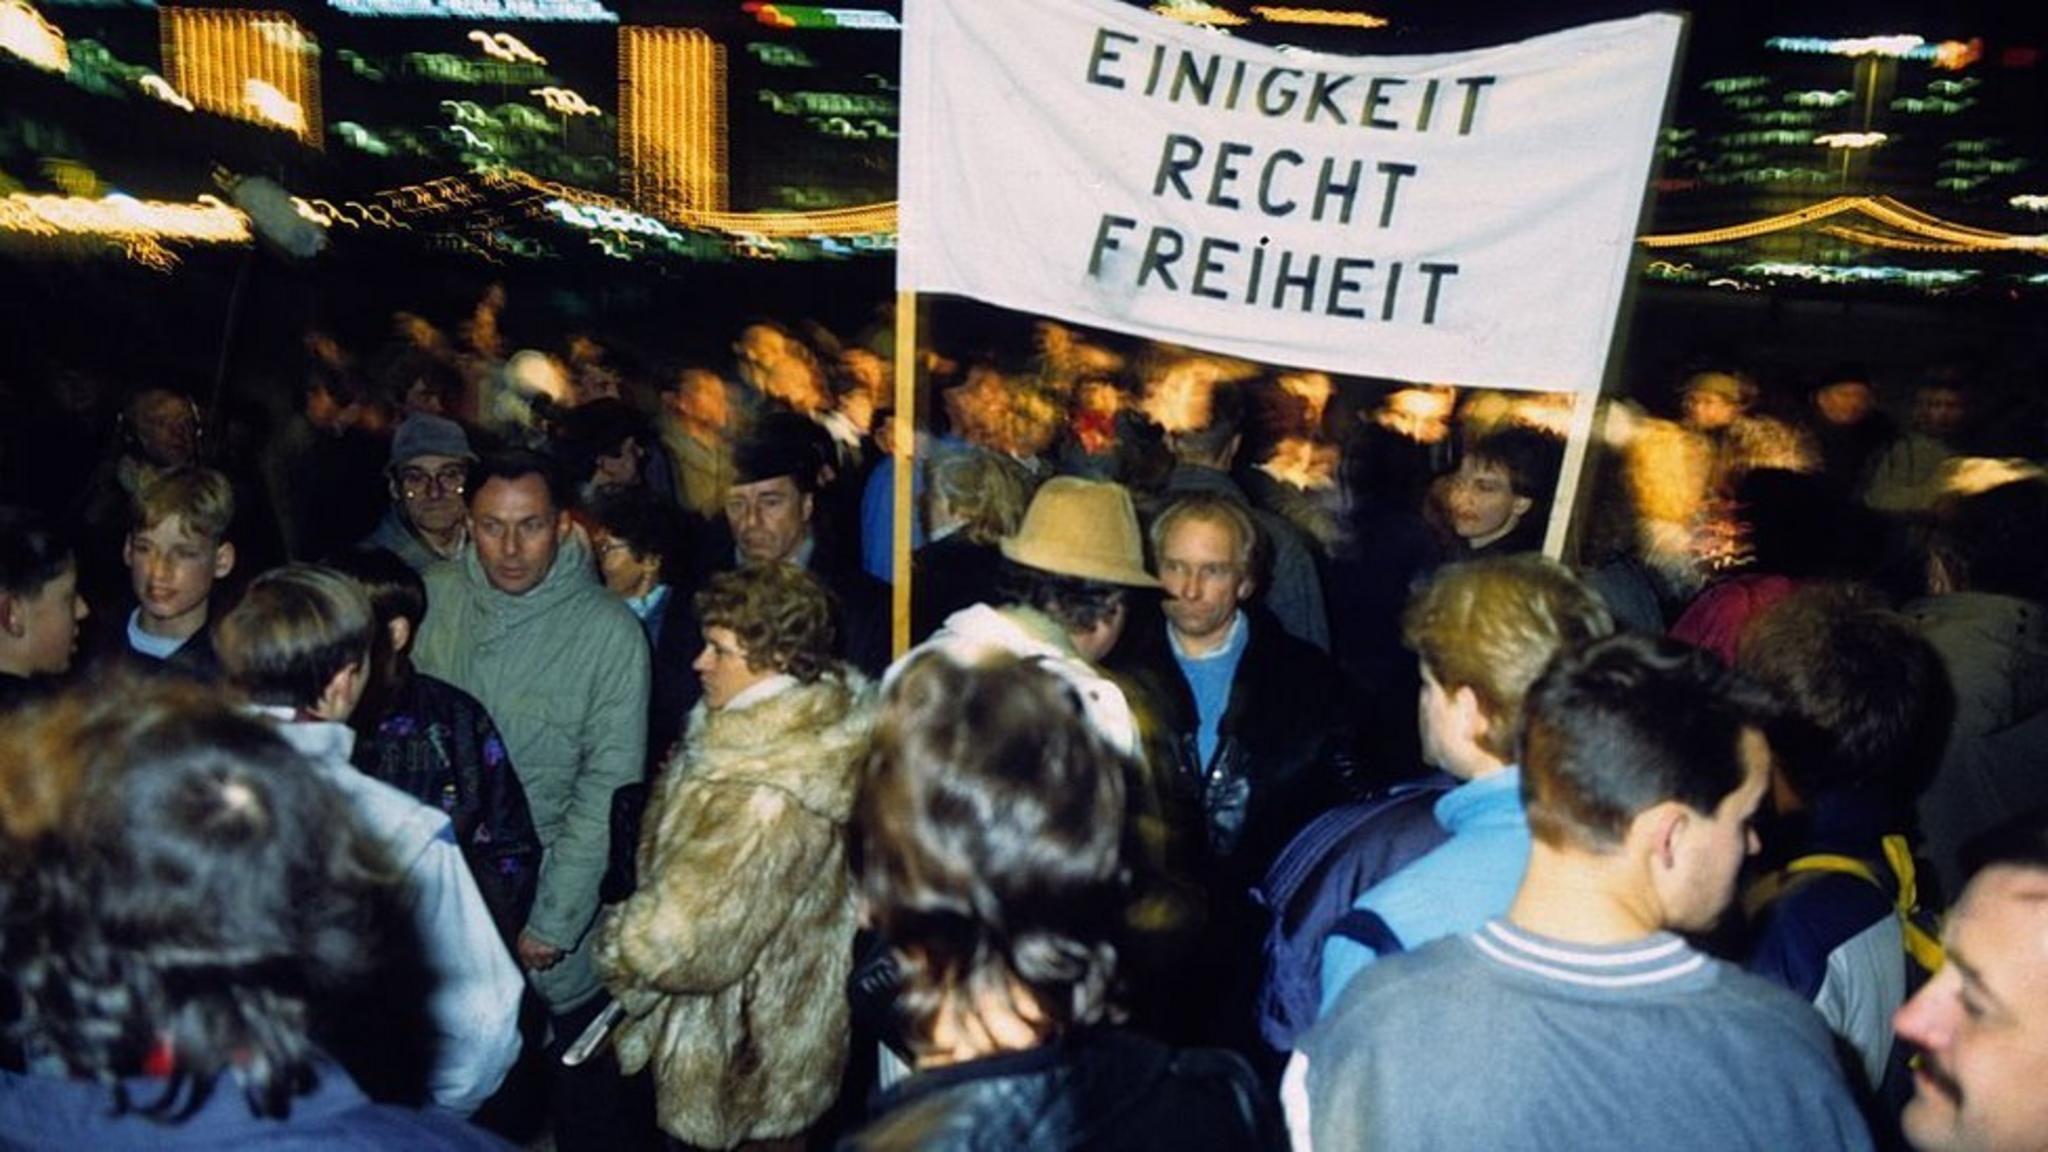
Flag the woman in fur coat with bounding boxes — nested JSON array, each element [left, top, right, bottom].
[[596, 562, 876, 1151]]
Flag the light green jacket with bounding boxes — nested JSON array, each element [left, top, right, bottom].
[[415, 529, 650, 1011]]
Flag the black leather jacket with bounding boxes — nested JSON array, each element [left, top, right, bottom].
[[839, 1028, 1283, 1152], [1112, 607, 1364, 884]]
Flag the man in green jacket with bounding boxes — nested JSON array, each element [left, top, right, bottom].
[[413, 449, 651, 1150]]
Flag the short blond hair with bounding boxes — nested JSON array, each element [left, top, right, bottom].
[[1150, 493, 1262, 579], [132, 467, 235, 544], [215, 565, 373, 709], [1403, 555, 1613, 761]]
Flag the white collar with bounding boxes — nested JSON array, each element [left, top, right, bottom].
[[722, 672, 799, 713]]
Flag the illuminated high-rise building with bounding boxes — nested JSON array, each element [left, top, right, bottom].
[[618, 25, 727, 218], [161, 6, 322, 147]]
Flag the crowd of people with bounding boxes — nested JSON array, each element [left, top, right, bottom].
[[1, 288, 2046, 1152]]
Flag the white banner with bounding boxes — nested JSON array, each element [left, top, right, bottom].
[[899, 0, 1683, 393]]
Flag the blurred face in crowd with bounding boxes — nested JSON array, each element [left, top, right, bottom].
[[668, 370, 730, 436], [1683, 376, 1744, 432], [593, 437, 645, 493], [3, 562, 89, 675], [1894, 865, 2048, 1152], [593, 531, 660, 601], [1816, 379, 1876, 427], [1447, 456, 1532, 549], [394, 453, 469, 538], [1915, 386, 1968, 441], [400, 376, 447, 416], [838, 348, 890, 408], [129, 390, 199, 468], [1655, 729, 1768, 934], [303, 383, 352, 433], [735, 325, 826, 413], [943, 367, 1010, 450], [1158, 514, 1252, 657], [125, 516, 232, 637], [694, 625, 772, 711], [1374, 386, 1455, 445], [470, 473, 568, 596], [725, 475, 812, 566]]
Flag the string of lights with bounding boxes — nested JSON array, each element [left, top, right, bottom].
[[0, 191, 251, 269], [1640, 197, 2048, 253]]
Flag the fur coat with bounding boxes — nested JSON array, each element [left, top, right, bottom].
[[595, 666, 875, 1149]]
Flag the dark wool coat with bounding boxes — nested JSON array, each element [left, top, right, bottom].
[[595, 667, 875, 1149]]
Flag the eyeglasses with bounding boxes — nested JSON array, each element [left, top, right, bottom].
[[398, 465, 468, 498]]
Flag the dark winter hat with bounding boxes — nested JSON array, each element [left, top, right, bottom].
[[732, 411, 829, 492]]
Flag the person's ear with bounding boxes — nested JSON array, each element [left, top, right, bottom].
[[1631, 802, 1688, 873], [800, 492, 815, 525], [313, 660, 361, 721], [1453, 684, 1490, 747], [212, 542, 236, 580], [554, 510, 572, 543], [1511, 494, 1534, 521], [0, 593, 23, 638]]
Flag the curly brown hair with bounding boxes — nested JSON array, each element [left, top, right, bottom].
[[693, 561, 837, 682]]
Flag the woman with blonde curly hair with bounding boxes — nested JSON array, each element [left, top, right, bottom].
[[595, 562, 875, 1151]]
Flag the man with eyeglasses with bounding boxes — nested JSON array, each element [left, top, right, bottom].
[[365, 413, 478, 573]]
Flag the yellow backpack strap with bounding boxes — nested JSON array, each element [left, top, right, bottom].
[[1785, 837, 1945, 973], [1784, 852, 1879, 885], [1880, 835, 1947, 973]]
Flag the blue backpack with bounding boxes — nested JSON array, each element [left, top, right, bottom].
[[1251, 775, 1456, 1053]]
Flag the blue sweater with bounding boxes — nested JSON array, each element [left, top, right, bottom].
[[1173, 612, 1250, 771], [1318, 767, 1529, 1010]]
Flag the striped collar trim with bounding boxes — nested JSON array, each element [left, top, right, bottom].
[[1469, 920, 1708, 989]]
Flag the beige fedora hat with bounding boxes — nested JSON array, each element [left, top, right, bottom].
[[1000, 477, 1158, 588]]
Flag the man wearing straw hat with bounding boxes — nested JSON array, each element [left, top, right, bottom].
[[893, 475, 1158, 756], [885, 476, 1203, 1054]]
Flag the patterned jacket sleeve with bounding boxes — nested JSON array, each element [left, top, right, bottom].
[[456, 691, 544, 947]]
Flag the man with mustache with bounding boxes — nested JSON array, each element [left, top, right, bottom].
[[1894, 814, 2048, 1152]]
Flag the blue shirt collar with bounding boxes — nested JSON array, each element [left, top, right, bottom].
[[1167, 610, 1248, 663], [626, 583, 670, 624], [1435, 765, 1525, 832]]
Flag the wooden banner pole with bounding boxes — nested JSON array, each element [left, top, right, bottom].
[[890, 289, 919, 659]]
